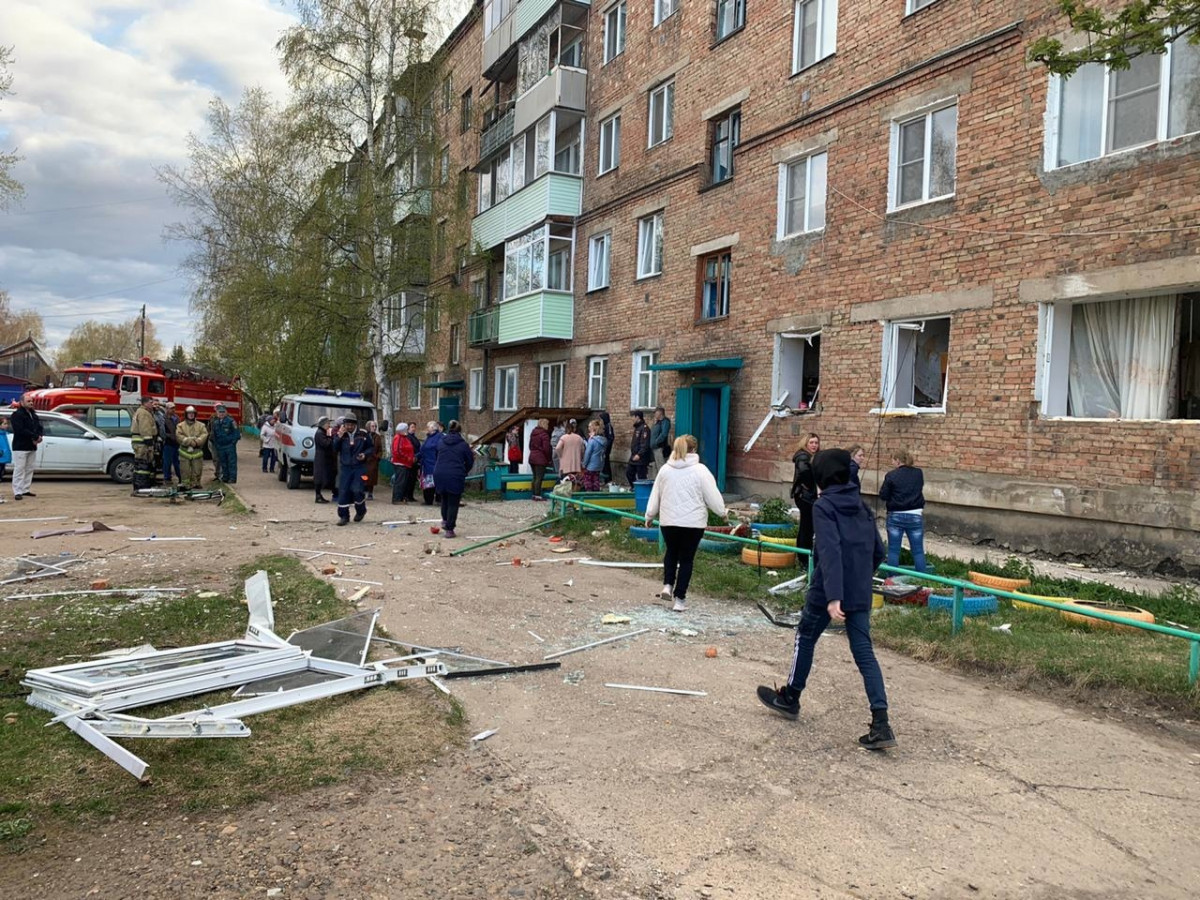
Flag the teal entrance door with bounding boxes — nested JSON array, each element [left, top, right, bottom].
[[672, 384, 730, 490], [438, 395, 460, 428]]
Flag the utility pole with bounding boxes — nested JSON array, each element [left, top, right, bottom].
[[139, 304, 146, 357]]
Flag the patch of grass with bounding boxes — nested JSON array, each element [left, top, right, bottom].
[[0, 818, 32, 842], [0, 555, 461, 846]]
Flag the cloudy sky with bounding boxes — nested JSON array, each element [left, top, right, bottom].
[[0, 0, 300, 356]]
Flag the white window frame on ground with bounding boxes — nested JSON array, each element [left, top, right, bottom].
[[599, 113, 621, 174], [905, 0, 939, 13], [631, 350, 660, 409], [636, 211, 664, 279], [648, 81, 675, 147], [654, 0, 678, 26], [888, 101, 957, 210], [604, 1, 627, 64], [407, 378, 421, 409], [588, 356, 609, 408], [539, 362, 567, 407], [699, 250, 732, 321], [495, 365, 519, 411], [716, 0, 746, 40], [504, 223, 575, 300], [877, 317, 951, 413], [777, 151, 827, 238], [588, 232, 612, 290], [773, 331, 822, 409], [1045, 39, 1200, 170], [1035, 292, 1199, 420], [469, 368, 485, 410], [792, 0, 838, 74]]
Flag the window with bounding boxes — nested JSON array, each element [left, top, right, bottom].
[[94, 408, 132, 433], [407, 378, 421, 409], [774, 332, 822, 409], [890, 103, 957, 209], [636, 212, 664, 278], [777, 151, 827, 237], [711, 109, 740, 184], [906, 0, 939, 12], [1049, 40, 1200, 169], [716, 0, 746, 40], [147, 379, 166, 394], [648, 81, 675, 147], [460, 89, 473, 134], [471, 276, 487, 309], [469, 368, 485, 409], [880, 317, 950, 412], [450, 324, 461, 365], [599, 114, 621, 174], [457, 171, 469, 210], [699, 251, 732, 320], [495, 365, 519, 411], [792, 0, 837, 74], [603, 1, 627, 64], [588, 356, 609, 408], [42, 417, 89, 439], [478, 169, 493, 213], [632, 350, 660, 409], [435, 220, 447, 258], [428, 384, 441, 410], [1038, 293, 1200, 420], [503, 223, 575, 299], [539, 362, 566, 406], [483, 0, 513, 37], [441, 74, 453, 114], [439, 147, 450, 184], [120, 375, 138, 394], [654, 0, 678, 26], [588, 232, 611, 290], [553, 116, 582, 174]]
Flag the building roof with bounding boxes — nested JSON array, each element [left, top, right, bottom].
[[0, 336, 52, 370]]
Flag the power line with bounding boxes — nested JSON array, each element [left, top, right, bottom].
[[10, 275, 185, 314], [6, 196, 168, 216]]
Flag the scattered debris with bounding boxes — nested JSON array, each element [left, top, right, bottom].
[[767, 573, 808, 596], [4, 587, 186, 602], [528, 630, 545, 642], [442, 661, 562, 680], [604, 683, 707, 697], [471, 728, 498, 742], [0, 516, 69, 524], [704, 646, 719, 658], [90, 579, 109, 590], [600, 613, 631, 625], [757, 600, 801, 628], [347, 586, 372, 603], [543, 629, 650, 660], [563, 578, 574, 588], [280, 547, 371, 561], [991, 623, 1013, 633], [331, 577, 383, 586], [32, 521, 132, 539], [128, 536, 207, 542], [577, 560, 663, 569]]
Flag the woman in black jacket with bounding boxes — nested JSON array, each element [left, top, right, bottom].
[[312, 416, 336, 504], [790, 433, 820, 551], [878, 448, 926, 572]]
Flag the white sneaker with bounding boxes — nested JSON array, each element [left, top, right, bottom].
[[660, 586, 672, 602], [672, 599, 688, 612]]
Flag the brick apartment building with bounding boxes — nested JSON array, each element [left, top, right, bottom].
[[397, 0, 1200, 571]]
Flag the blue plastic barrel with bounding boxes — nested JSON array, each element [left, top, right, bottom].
[[633, 479, 654, 513]]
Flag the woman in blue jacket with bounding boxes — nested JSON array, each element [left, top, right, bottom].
[[417, 421, 442, 506], [581, 418, 607, 492], [878, 448, 926, 572], [432, 420, 475, 538]]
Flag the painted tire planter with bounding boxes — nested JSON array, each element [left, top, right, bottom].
[[700, 538, 741, 554], [1059, 599, 1155, 632], [968, 571, 1032, 592], [1010, 592, 1070, 612], [756, 534, 798, 547], [740, 547, 797, 568], [750, 523, 795, 535], [629, 525, 740, 554], [628, 525, 659, 542], [928, 593, 999, 617]]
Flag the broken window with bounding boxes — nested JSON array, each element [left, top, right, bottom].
[[774, 331, 822, 409], [880, 317, 950, 411]]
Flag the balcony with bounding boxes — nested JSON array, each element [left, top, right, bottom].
[[513, 66, 587, 136], [498, 290, 573, 344], [479, 108, 515, 163], [515, 0, 591, 43], [468, 307, 499, 346], [482, 1, 517, 76], [472, 173, 582, 250]]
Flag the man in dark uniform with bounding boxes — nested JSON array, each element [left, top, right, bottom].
[[9, 392, 43, 501], [333, 413, 373, 525]]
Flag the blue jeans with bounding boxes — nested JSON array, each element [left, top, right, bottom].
[[886, 511, 926, 573], [162, 444, 181, 481], [787, 601, 888, 711]]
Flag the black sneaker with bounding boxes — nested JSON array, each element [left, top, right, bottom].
[[858, 722, 897, 751], [336, 519, 349, 526], [353, 510, 366, 522], [756, 684, 799, 720]]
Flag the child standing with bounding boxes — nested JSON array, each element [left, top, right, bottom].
[[756, 448, 896, 750]]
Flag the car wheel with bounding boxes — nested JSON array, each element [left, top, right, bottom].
[[286, 462, 301, 490], [277, 461, 287, 482], [109, 455, 135, 484]]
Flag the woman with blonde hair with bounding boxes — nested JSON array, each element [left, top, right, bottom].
[[644, 435, 726, 612]]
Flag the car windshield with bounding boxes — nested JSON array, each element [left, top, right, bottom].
[[61, 371, 118, 390], [296, 403, 374, 427]]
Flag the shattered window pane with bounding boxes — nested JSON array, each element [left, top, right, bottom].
[[287, 609, 379, 665]]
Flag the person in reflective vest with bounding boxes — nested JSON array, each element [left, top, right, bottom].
[[333, 413, 373, 525], [176, 406, 208, 490], [130, 395, 158, 493], [210, 404, 241, 483]]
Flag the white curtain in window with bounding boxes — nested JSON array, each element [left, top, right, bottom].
[[1068, 295, 1174, 418]]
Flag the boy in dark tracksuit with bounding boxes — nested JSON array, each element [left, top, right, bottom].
[[757, 448, 896, 750]]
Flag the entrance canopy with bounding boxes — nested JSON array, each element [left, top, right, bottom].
[[648, 357, 743, 372]]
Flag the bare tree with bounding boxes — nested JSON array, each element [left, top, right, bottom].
[[0, 46, 24, 210]]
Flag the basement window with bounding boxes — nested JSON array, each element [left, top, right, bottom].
[[877, 316, 950, 412]]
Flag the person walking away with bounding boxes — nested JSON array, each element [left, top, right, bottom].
[[528, 418, 552, 501], [790, 433, 820, 552], [554, 420, 586, 481], [878, 448, 927, 573], [581, 419, 607, 492], [130, 395, 158, 495], [9, 393, 43, 501], [432, 420, 475, 538], [390, 422, 416, 504], [313, 416, 335, 503], [176, 406, 208, 489], [260, 414, 278, 474], [848, 444, 865, 488], [333, 413, 373, 525], [505, 424, 522, 474], [644, 434, 726, 612], [418, 421, 442, 505], [364, 420, 383, 500], [626, 411, 651, 485], [160, 402, 182, 484], [0, 416, 11, 486], [757, 448, 896, 750], [595, 410, 615, 483], [210, 404, 241, 484], [650, 406, 672, 467]]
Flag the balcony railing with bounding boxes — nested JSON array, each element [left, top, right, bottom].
[[468, 307, 499, 345], [479, 108, 515, 163], [472, 172, 582, 250], [498, 290, 573, 344]]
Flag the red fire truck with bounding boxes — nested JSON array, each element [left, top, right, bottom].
[[28, 358, 243, 423]]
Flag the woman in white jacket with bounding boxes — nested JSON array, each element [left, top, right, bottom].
[[644, 435, 726, 612]]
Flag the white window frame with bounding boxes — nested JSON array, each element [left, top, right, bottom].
[[603, 1, 627, 64], [588, 232, 612, 290], [495, 365, 519, 411], [905, 0, 940, 13], [698, 250, 733, 321], [876, 316, 951, 414], [636, 211, 664, 279], [599, 113, 621, 174], [469, 368, 485, 410], [776, 151, 828, 239], [791, 0, 838, 75], [539, 362, 567, 407], [631, 350, 660, 409], [888, 101, 958, 211], [715, 0, 746, 40], [428, 384, 441, 410], [654, 0, 679, 27], [407, 378, 421, 409], [648, 81, 675, 147], [772, 331, 822, 410], [588, 356, 609, 408]]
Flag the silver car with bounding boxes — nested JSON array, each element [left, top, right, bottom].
[[1, 409, 136, 484]]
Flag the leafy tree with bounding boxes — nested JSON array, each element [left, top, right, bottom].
[[0, 46, 22, 210], [0, 289, 45, 344], [54, 318, 164, 371], [167, 344, 188, 365], [1029, 1, 1200, 75]]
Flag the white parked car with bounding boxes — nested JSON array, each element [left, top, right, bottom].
[[0, 409, 136, 484]]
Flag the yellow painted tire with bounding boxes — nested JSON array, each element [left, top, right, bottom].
[[1011, 592, 1070, 612], [1059, 599, 1155, 633], [741, 547, 797, 568], [968, 571, 1032, 592], [757, 534, 797, 547]]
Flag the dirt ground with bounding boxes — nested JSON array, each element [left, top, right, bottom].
[[3, 448, 1200, 900]]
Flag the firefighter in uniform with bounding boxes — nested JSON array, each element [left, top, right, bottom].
[[130, 395, 158, 493], [176, 406, 208, 489], [210, 403, 241, 483], [333, 413, 373, 526]]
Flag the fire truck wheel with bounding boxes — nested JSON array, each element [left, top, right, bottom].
[[109, 455, 135, 484], [286, 462, 301, 490]]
